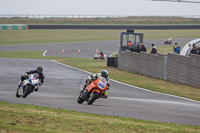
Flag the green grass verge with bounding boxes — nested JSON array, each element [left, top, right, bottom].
[[1, 17, 200, 25], [0, 29, 200, 45], [1, 101, 200, 133], [0, 51, 199, 101]]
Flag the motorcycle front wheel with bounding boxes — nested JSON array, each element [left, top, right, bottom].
[[87, 91, 99, 105], [22, 85, 33, 98], [77, 94, 84, 104]]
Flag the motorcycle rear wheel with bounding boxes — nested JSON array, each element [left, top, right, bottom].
[[87, 91, 99, 105]]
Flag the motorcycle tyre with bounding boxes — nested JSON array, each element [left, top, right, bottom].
[[77, 94, 84, 104], [22, 85, 32, 98], [16, 89, 20, 98], [87, 91, 99, 105]]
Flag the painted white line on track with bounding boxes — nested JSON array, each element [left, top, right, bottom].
[[110, 78, 200, 103], [51, 60, 200, 104], [109, 97, 200, 106], [43, 50, 48, 57]]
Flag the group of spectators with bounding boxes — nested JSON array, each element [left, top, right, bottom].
[[187, 43, 200, 56], [173, 42, 200, 56], [128, 41, 157, 54], [128, 40, 200, 56]]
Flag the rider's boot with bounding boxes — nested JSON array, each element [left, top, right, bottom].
[[35, 87, 38, 92], [17, 80, 22, 90], [101, 91, 108, 99]]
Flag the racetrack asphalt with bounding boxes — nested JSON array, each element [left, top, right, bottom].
[[0, 38, 200, 126]]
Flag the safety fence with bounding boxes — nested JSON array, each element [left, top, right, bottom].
[[1, 14, 200, 19], [118, 51, 200, 88]]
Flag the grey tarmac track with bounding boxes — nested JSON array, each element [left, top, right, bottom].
[[0, 38, 200, 126], [0, 58, 200, 126]]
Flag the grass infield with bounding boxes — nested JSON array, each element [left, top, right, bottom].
[[0, 29, 200, 45]]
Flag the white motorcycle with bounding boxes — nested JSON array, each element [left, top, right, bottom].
[[16, 73, 40, 98], [164, 37, 172, 45], [94, 54, 107, 59]]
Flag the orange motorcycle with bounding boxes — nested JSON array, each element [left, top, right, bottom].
[[77, 76, 108, 105]]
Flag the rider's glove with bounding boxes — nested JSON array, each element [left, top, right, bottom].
[[91, 74, 98, 80]]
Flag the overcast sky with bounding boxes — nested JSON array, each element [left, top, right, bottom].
[[1, 0, 200, 16]]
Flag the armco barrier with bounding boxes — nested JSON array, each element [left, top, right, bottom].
[[27, 24, 200, 30], [0, 24, 28, 30], [118, 51, 200, 88]]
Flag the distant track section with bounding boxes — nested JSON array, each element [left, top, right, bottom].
[[28, 24, 200, 30]]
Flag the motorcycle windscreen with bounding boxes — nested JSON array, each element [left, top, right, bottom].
[[97, 77, 107, 90]]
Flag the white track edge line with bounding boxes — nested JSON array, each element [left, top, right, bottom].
[[43, 50, 48, 57]]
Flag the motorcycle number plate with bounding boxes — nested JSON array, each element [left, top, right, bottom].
[[97, 81, 106, 90]]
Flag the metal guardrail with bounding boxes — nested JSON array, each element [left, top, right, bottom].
[[0, 14, 200, 19]]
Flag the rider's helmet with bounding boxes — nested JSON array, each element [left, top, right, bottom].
[[101, 70, 108, 79], [36, 66, 43, 73]]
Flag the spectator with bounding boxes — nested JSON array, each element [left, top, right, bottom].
[[150, 43, 157, 54], [98, 51, 104, 59], [128, 40, 135, 52], [186, 43, 193, 56], [190, 44, 198, 55], [197, 47, 200, 55], [136, 44, 140, 53], [173, 42, 180, 54], [139, 43, 146, 53], [131, 44, 140, 53], [128, 40, 133, 48]]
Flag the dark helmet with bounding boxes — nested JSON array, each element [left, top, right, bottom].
[[36, 66, 43, 73], [101, 70, 108, 79]]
